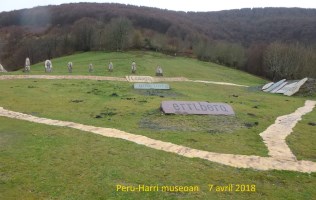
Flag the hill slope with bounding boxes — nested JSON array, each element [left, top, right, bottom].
[[0, 3, 316, 77], [1, 51, 315, 199], [1, 4, 315, 45], [10, 51, 265, 86]]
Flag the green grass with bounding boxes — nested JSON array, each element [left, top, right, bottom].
[[11, 51, 265, 86], [1, 117, 315, 200], [1, 51, 315, 199], [287, 108, 316, 162], [0, 79, 309, 156]]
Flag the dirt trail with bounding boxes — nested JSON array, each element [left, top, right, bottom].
[[260, 100, 316, 160], [1, 100, 315, 173], [0, 75, 127, 81], [190, 80, 249, 87], [0, 75, 246, 87]]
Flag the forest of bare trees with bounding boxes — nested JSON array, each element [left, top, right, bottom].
[[263, 42, 316, 80], [0, 3, 315, 79]]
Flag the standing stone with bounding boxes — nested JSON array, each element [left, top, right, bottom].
[[156, 66, 163, 76], [67, 62, 73, 73], [25, 57, 31, 72], [0, 63, 7, 72], [89, 63, 93, 72], [108, 61, 113, 72], [131, 61, 136, 74], [44, 60, 53, 73]]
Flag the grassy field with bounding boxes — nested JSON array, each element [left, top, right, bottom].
[[1, 51, 315, 199], [11, 51, 264, 86]]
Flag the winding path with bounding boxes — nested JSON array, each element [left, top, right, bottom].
[[1, 75, 315, 173], [0, 100, 315, 173]]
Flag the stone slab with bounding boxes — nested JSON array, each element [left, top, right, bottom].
[[284, 78, 308, 96], [263, 79, 286, 92], [262, 82, 274, 90], [275, 82, 298, 94], [161, 101, 235, 115], [126, 76, 153, 82], [271, 82, 288, 93], [134, 83, 170, 90]]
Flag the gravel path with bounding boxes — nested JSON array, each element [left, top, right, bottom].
[[0, 75, 127, 81], [190, 80, 249, 87], [0, 100, 315, 173], [0, 75, 246, 87], [260, 100, 316, 160]]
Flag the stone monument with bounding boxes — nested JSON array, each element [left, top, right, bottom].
[[25, 57, 31, 72], [131, 61, 136, 74], [89, 63, 93, 72], [0, 63, 7, 72], [68, 62, 73, 73], [161, 101, 235, 115], [134, 83, 170, 90], [156, 66, 163, 76], [44, 60, 53, 72], [108, 61, 113, 72]]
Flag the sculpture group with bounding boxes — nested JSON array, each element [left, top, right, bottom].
[[262, 78, 308, 96], [22, 58, 164, 75]]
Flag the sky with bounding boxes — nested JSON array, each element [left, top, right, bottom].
[[1, 0, 316, 12]]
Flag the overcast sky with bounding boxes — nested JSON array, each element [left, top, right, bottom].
[[1, 0, 316, 12]]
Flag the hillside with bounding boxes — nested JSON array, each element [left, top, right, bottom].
[[1, 4, 316, 45], [1, 51, 315, 199], [0, 3, 316, 79], [8, 51, 264, 85]]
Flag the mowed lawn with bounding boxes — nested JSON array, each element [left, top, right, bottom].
[[1, 51, 315, 199]]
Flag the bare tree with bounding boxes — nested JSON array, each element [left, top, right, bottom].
[[107, 17, 133, 51], [72, 18, 97, 51], [263, 42, 315, 80], [263, 42, 284, 80]]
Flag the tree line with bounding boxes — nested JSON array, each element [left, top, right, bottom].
[[0, 3, 315, 79]]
